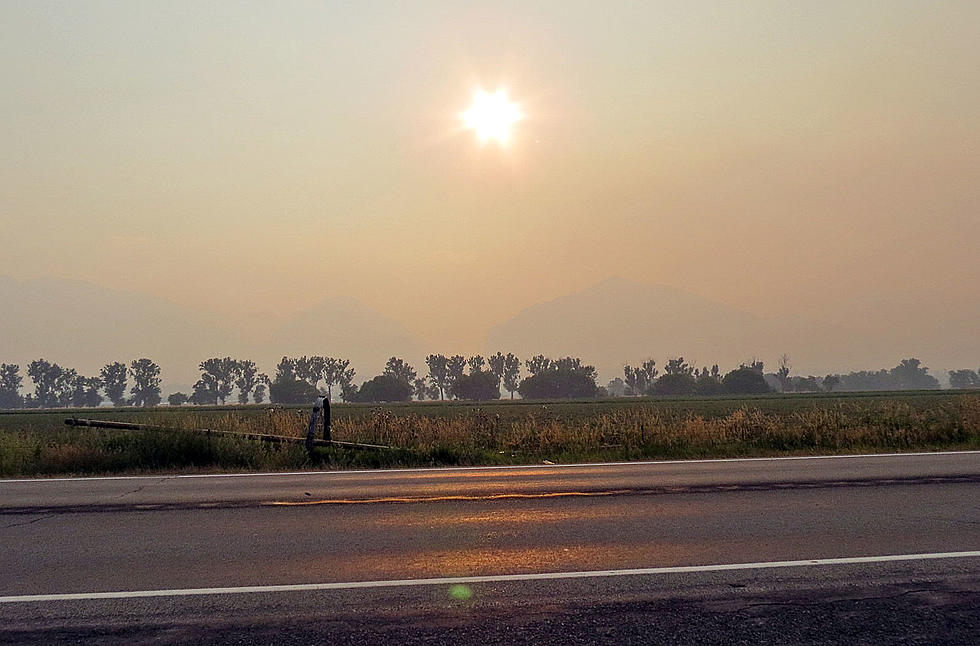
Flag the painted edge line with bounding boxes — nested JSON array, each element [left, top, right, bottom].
[[3, 450, 979, 484], [3, 551, 979, 604]]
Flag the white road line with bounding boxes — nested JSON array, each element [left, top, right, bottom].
[[2, 551, 979, 604], [2, 450, 978, 484]]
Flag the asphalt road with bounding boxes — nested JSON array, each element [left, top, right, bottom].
[[2, 452, 979, 644]]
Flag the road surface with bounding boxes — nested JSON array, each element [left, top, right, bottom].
[[2, 452, 979, 644]]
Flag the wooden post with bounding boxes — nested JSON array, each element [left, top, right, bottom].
[[305, 398, 322, 452]]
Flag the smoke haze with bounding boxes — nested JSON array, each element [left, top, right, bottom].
[[2, 1, 977, 387]]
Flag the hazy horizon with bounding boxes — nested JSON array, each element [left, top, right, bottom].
[[1, 273, 975, 395], [2, 1, 978, 386]]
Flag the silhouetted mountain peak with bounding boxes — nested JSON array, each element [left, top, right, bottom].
[[485, 278, 770, 380]]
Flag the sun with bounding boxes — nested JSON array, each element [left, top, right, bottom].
[[461, 89, 522, 144]]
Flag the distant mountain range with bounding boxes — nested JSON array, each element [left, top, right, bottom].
[[0, 276, 232, 392], [1, 275, 974, 394], [270, 296, 424, 380], [485, 277, 977, 381], [485, 278, 780, 380], [0, 276, 424, 393]]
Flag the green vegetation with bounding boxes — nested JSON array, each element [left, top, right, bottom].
[[5, 355, 974, 412], [1, 390, 977, 477]]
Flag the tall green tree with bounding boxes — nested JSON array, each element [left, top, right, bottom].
[[425, 354, 450, 400], [488, 352, 506, 384], [517, 368, 598, 400], [275, 357, 297, 381], [53, 368, 78, 407], [353, 374, 412, 403], [552, 357, 597, 381], [190, 374, 218, 405], [467, 355, 486, 374], [336, 366, 357, 402], [234, 359, 258, 404], [100, 362, 128, 406], [948, 369, 980, 389], [650, 372, 696, 396], [268, 357, 321, 405], [0, 363, 24, 409], [889, 358, 940, 390], [28, 359, 63, 408], [525, 355, 552, 375], [339, 367, 358, 403], [0, 363, 23, 394], [502, 353, 521, 399], [384, 357, 417, 384], [776, 354, 791, 392], [129, 358, 162, 407], [641, 360, 658, 385], [413, 377, 429, 401], [624, 360, 658, 395], [447, 355, 467, 398], [68, 373, 103, 408], [663, 357, 694, 376], [516, 356, 598, 400], [694, 365, 724, 395], [199, 357, 238, 405], [269, 375, 319, 404], [253, 373, 270, 404], [294, 356, 324, 389], [320, 358, 351, 400], [722, 364, 772, 394], [453, 371, 501, 401], [623, 366, 642, 395]]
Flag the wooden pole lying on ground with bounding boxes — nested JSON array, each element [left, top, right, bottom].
[[63, 418, 391, 451]]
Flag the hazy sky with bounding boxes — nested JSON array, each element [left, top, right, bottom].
[[2, 1, 978, 354]]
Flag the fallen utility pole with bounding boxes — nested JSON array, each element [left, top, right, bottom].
[[63, 418, 391, 451]]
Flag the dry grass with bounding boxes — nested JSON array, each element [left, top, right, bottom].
[[1, 395, 977, 477]]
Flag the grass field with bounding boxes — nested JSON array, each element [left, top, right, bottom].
[[1, 390, 978, 477]]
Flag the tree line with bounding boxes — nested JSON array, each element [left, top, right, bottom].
[[613, 356, 954, 397], [0, 359, 162, 409], [266, 353, 523, 404], [0, 353, 973, 409], [614, 358, 770, 397]]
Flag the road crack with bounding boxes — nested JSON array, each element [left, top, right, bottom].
[[110, 476, 171, 502], [734, 587, 980, 611], [2, 514, 55, 529]]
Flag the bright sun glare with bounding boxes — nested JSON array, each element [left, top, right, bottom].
[[462, 89, 522, 144]]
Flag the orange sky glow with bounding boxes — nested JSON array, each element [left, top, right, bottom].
[[1, 1, 977, 383]]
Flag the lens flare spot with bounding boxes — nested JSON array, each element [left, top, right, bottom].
[[449, 584, 473, 600]]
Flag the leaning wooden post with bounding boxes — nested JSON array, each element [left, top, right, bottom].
[[322, 396, 331, 442], [305, 397, 324, 453]]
